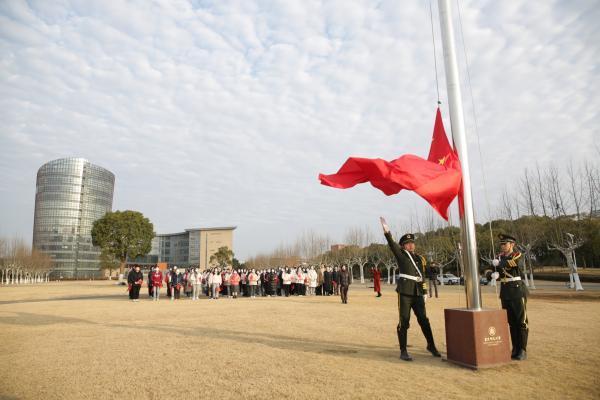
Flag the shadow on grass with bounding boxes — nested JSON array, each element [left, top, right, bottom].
[[0, 294, 124, 305], [0, 311, 473, 368], [0, 294, 363, 306]]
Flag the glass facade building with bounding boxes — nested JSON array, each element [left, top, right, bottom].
[[32, 158, 115, 278]]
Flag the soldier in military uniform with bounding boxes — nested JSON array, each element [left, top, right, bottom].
[[380, 217, 441, 361], [493, 234, 529, 361]]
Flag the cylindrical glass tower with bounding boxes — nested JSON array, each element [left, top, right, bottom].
[[32, 158, 115, 278]]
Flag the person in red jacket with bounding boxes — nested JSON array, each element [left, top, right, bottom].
[[150, 266, 163, 301], [230, 270, 241, 299], [371, 266, 382, 297]]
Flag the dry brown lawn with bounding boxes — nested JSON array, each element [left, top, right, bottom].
[[0, 281, 599, 400]]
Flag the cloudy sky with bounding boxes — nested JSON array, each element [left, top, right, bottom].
[[1, 0, 598, 260]]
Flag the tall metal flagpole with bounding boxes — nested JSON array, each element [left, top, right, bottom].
[[438, 0, 481, 310]]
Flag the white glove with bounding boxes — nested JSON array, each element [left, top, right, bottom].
[[492, 259, 500, 267], [423, 295, 427, 303], [380, 217, 390, 233], [491, 272, 499, 280]]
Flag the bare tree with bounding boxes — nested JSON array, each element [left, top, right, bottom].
[[0, 237, 52, 285], [583, 161, 599, 218], [521, 168, 536, 216], [545, 166, 568, 217], [516, 242, 536, 289], [548, 233, 585, 291], [566, 161, 583, 220], [535, 163, 548, 217], [501, 189, 513, 220]]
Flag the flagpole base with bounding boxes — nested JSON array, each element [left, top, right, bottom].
[[444, 308, 511, 369]]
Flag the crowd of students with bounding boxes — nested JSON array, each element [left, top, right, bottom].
[[127, 264, 353, 303]]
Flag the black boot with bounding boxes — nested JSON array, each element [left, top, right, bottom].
[[400, 350, 413, 361], [514, 328, 528, 361], [514, 349, 527, 360], [427, 343, 441, 357], [420, 322, 441, 357], [521, 327, 528, 353], [510, 327, 519, 359], [397, 325, 412, 361]]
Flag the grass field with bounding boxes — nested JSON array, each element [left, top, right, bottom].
[[1, 281, 598, 400]]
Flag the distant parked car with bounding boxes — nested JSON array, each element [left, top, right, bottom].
[[480, 276, 489, 285], [441, 273, 460, 285]]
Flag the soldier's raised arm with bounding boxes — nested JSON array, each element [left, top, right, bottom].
[[380, 217, 403, 261]]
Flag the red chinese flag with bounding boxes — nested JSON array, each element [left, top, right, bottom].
[[318, 108, 462, 220], [428, 108, 460, 171]]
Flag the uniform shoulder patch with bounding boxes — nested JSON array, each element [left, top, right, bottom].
[[511, 251, 522, 260]]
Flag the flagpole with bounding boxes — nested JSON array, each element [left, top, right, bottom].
[[438, 0, 481, 310]]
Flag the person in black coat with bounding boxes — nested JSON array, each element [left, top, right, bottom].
[[332, 267, 340, 295], [127, 265, 144, 302], [338, 265, 351, 304], [170, 266, 182, 300], [277, 268, 284, 296], [380, 217, 441, 361], [147, 268, 154, 298], [323, 268, 333, 296], [425, 263, 439, 298], [268, 270, 277, 296]]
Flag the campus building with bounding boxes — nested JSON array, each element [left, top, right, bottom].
[[32, 158, 114, 278], [133, 227, 236, 269]]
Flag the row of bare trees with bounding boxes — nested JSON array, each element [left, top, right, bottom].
[[492, 159, 599, 291], [500, 161, 599, 221], [0, 237, 53, 285], [245, 230, 333, 270], [245, 226, 448, 286]]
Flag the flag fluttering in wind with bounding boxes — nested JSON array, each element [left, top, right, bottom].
[[318, 108, 461, 220]]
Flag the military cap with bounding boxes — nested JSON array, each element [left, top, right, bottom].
[[498, 234, 517, 244], [399, 233, 415, 245]]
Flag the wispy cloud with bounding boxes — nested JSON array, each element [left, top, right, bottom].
[[1, 0, 598, 259]]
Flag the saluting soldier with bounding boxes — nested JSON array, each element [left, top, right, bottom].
[[380, 217, 441, 361], [493, 234, 529, 361]]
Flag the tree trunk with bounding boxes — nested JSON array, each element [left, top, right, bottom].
[[527, 256, 536, 289], [119, 260, 126, 275], [562, 249, 583, 291], [360, 264, 365, 284], [387, 266, 391, 284], [571, 251, 584, 291], [568, 272, 574, 289]]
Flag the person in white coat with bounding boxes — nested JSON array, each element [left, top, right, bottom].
[[190, 267, 202, 300], [248, 269, 259, 298], [210, 268, 222, 299], [308, 267, 318, 296], [282, 268, 292, 297], [223, 269, 232, 298]]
